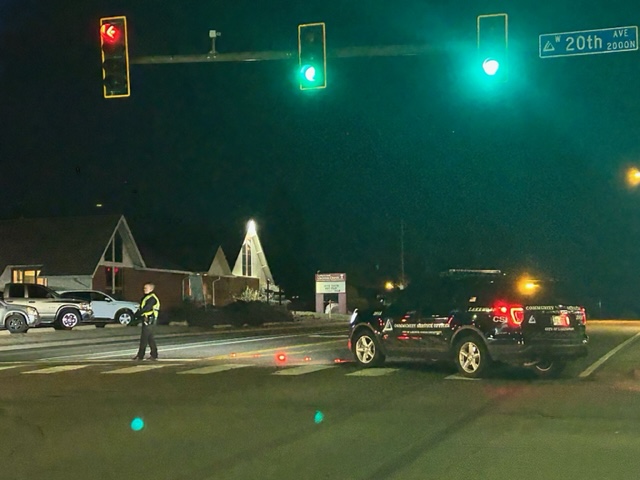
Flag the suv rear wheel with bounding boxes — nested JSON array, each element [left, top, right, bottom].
[[531, 359, 566, 379], [454, 336, 491, 378], [5, 314, 28, 334], [352, 330, 385, 367]]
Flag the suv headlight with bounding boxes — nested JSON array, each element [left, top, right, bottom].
[[80, 302, 91, 311], [26, 306, 39, 318]]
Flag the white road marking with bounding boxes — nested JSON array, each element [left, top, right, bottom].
[[272, 365, 335, 376], [308, 334, 349, 339], [22, 365, 90, 374], [178, 364, 252, 375], [579, 331, 640, 378], [102, 365, 167, 374], [445, 374, 480, 381], [346, 368, 398, 377], [0, 365, 20, 371], [42, 333, 315, 361]]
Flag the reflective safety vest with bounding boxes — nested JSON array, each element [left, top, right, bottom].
[[140, 292, 160, 320]]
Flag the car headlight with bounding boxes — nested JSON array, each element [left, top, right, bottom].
[[80, 302, 92, 311], [26, 306, 39, 317], [350, 308, 359, 324]]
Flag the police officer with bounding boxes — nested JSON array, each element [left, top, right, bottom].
[[132, 283, 160, 361]]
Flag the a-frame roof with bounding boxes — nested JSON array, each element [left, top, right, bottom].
[[0, 214, 141, 276], [207, 246, 232, 276], [232, 221, 277, 289]]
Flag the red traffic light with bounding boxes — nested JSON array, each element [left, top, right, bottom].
[[100, 23, 122, 44]]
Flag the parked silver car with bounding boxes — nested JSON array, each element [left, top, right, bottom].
[[0, 299, 40, 334]]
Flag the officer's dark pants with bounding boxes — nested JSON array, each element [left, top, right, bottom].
[[137, 323, 158, 359]]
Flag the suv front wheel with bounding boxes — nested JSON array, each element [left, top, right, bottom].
[[55, 308, 80, 330], [454, 336, 491, 378]]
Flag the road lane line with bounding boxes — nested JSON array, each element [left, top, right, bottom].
[[346, 368, 398, 377], [308, 334, 349, 339], [272, 365, 335, 376], [579, 331, 640, 378], [178, 364, 252, 374], [102, 365, 167, 374], [205, 339, 344, 361], [23, 365, 90, 374], [0, 365, 20, 371]]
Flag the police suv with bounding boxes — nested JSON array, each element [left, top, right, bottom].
[[348, 269, 588, 378]]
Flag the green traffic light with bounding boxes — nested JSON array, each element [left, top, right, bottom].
[[301, 65, 316, 82], [482, 58, 500, 76]]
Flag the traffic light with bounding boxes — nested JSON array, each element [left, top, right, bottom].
[[99, 16, 130, 98], [298, 22, 327, 90], [477, 13, 508, 81]]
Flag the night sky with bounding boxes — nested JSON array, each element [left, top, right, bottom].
[[2, 1, 640, 315]]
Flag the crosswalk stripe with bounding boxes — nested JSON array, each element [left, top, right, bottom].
[[272, 365, 335, 376], [178, 364, 252, 375], [0, 365, 19, 371], [103, 365, 166, 374], [346, 368, 398, 377], [23, 365, 89, 374]]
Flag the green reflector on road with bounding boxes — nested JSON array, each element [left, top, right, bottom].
[[131, 417, 145, 431]]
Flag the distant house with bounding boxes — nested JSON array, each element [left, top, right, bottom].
[[0, 215, 198, 310]]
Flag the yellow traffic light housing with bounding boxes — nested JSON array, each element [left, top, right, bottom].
[[298, 22, 327, 90], [100, 16, 131, 98]]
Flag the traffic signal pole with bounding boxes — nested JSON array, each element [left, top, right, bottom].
[[130, 44, 435, 65]]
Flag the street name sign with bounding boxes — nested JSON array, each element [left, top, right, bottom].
[[539, 25, 638, 58]]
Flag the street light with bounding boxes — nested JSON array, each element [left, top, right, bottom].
[[517, 277, 539, 296], [626, 167, 640, 187]]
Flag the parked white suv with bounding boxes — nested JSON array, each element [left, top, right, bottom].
[[58, 290, 139, 327]]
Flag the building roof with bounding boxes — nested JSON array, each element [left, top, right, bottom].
[[208, 246, 232, 276], [0, 214, 123, 276]]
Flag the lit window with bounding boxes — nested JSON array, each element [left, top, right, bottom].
[[11, 268, 46, 286], [242, 243, 252, 276]]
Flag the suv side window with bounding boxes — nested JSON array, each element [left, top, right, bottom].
[[64, 291, 91, 301], [28, 284, 55, 299], [8, 284, 25, 297], [90, 292, 108, 302]]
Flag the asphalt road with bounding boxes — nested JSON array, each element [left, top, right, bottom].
[[3, 321, 640, 480]]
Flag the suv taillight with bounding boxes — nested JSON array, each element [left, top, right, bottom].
[[578, 307, 587, 325], [493, 302, 524, 328]]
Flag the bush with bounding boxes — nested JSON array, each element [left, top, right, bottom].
[[225, 301, 293, 328], [169, 300, 293, 328]]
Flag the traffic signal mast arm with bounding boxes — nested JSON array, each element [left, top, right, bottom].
[[130, 44, 436, 65]]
